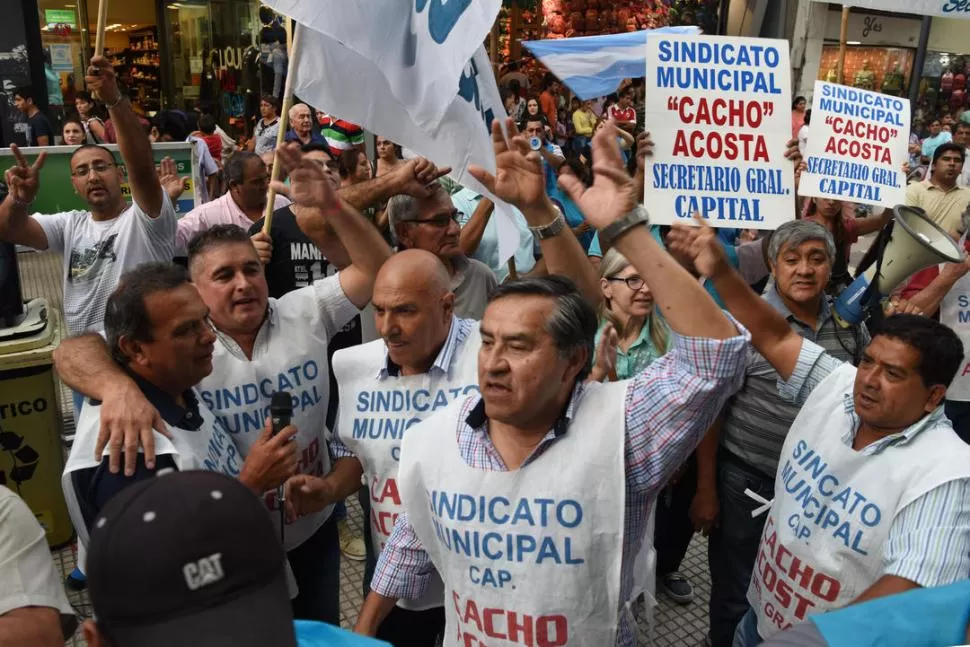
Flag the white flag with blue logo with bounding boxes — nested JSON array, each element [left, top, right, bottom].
[[263, 0, 519, 265], [523, 27, 701, 100], [263, 0, 501, 130]]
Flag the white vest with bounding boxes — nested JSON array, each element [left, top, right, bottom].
[[62, 389, 243, 550], [748, 364, 970, 640], [398, 382, 626, 647], [940, 271, 970, 401], [334, 325, 481, 611], [198, 321, 334, 551]]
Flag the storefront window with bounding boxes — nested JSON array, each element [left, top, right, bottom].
[[816, 45, 913, 97], [165, 2, 211, 110], [917, 51, 969, 124]]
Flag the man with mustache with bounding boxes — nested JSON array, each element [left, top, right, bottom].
[[690, 220, 870, 647], [0, 57, 175, 342], [667, 217, 970, 647], [53, 143, 392, 624], [62, 262, 298, 555]]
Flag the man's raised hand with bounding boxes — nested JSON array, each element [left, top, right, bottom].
[[666, 214, 732, 280], [468, 118, 548, 215], [4, 145, 47, 205], [558, 122, 637, 230], [395, 157, 451, 199], [272, 143, 340, 214]]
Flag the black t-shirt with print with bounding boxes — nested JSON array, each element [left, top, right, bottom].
[[249, 206, 362, 430]]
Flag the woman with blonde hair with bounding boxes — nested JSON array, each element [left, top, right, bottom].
[[591, 247, 669, 382]]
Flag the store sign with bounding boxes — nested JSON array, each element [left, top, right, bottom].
[[798, 81, 910, 209], [816, 0, 970, 20], [824, 10, 921, 47], [44, 9, 76, 27], [49, 44, 73, 72], [643, 34, 795, 230]]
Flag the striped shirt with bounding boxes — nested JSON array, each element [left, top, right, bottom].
[[371, 318, 751, 647], [780, 340, 970, 588], [330, 317, 476, 460], [721, 288, 870, 477]]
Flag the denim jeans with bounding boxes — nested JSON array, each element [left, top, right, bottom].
[[708, 451, 773, 647], [732, 608, 762, 647], [288, 514, 341, 624]]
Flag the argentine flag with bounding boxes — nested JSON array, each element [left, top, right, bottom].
[[523, 27, 701, 100]]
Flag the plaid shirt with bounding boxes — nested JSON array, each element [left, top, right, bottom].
[[371, 317, 751, 647]]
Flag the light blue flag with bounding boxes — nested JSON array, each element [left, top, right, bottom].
[[522, 27, 701, 100]]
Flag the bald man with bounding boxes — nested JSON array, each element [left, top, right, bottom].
[[285, 103, 326, 147], [285, 249, 481, 647]]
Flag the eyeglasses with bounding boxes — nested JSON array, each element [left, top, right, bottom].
[[71, 162, 116, 178], [409, 210, 460, 228], [607, 276, 646, 291]]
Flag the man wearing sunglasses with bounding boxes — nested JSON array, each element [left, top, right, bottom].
[[387, 184, 497, 320]]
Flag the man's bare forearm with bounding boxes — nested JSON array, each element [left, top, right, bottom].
[[110, 98, 162, 217], [615, 227, 736, 339], [339, 174, 401, 211], [709, 263, 802, 378], [0, 197, 46, 249], [523, 198, 600, 305], [458, 198, 494, 256], [354, 592, 399, 636], [53, 333, 131, 398], [328, 201, 392, 279]]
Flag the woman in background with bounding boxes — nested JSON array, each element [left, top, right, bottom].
[[62, 118, 87, 145], [75, 91, 106, 143]]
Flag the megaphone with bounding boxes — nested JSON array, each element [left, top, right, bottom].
[[835, 205, 963, 325]]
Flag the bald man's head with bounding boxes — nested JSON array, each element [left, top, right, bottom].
[[289, 104, 312, 136], [373, 250, 456, 375]]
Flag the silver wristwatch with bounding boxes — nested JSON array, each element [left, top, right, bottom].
[[529, 207, 566, 240], [599, 205, 649, 248]]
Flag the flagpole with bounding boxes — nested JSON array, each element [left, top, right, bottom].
[[836, 5, 850, 84], [263, 17, 302, 233], [94, 0, 108, 58]]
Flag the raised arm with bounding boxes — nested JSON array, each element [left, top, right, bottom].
[[340, 157, 449, 212], [667, 217, 803, 378], [0, 145, 49, 249], [458, 197, 494, 257], [562, 124, 736, 339], [273, 143, 391, 309], [470, 118, 600, 305], [52, 333, 167, 475], [907, 258, 970, 317], [86, 57, 164, 218]]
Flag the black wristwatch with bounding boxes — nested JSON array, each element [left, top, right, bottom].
[[599, 205, 649, 248]]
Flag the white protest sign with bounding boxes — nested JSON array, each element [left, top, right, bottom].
[[644, 34, 794, 229], [812, 0, 970, 20], [799, 81, 910, 208]]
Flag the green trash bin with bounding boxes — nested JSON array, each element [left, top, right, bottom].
[[0, 298, 72, 548]]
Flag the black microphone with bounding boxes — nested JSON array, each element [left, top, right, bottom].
[[270, 392, 292, 543], [270, 391, 292, 436]]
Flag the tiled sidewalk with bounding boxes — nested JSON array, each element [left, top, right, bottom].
[[19, 249, 712, 647]]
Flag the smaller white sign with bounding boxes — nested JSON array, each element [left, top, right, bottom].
[[49, 44, 73, 72], [798, 81, 910, 209]]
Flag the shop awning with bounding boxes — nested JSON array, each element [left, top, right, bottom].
[[522, 27, 701, 100]]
